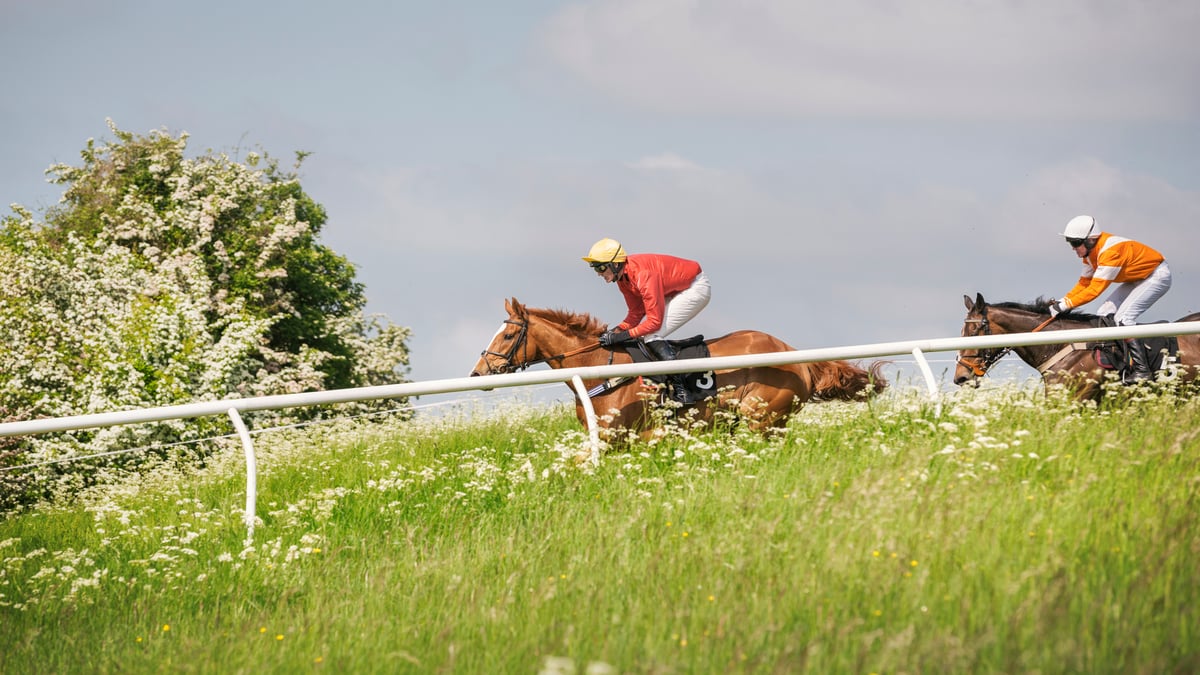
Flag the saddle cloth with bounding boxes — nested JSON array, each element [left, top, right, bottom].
[[1088, 318, 1178, 376], [623, 336, 718, 402]]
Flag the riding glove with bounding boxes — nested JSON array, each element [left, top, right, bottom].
[[599, 330, 631, 347], [1048, 300, 1064, 317]]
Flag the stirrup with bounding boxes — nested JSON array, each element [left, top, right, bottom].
[[668, 381, 698, 404], [1123, 370, 1153, 385], [672, 391, 699, 405]]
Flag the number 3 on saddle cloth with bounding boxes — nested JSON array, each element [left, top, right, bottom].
[[587, 335, 718, 402]]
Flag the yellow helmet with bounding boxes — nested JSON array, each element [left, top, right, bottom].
[[582, 238, 627, 264]]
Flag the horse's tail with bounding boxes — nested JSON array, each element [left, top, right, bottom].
[[810, 360, 888, 401]]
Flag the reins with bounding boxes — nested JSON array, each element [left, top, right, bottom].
[[479, 317, 607, 374], [479, 319, 530, 374], [542, 342, 604, 364], [517, 341, 607, 370]]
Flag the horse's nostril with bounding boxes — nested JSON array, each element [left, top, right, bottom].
[[470, 372, 480, 377]]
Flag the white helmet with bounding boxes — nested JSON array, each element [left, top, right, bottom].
[[1061, 215, 1097, 240]]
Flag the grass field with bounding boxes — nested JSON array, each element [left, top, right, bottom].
[[1, 380, 1198, 674]]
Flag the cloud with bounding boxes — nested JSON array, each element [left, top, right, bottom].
[[539, 0, 1200, 121], [995, 158, 1200, 256], [627, 152, 704, 171], [333, 148, 1200, 278], [320, 145, 1200, 381]]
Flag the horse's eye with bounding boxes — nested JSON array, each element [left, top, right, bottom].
[[503, 332, 517, 340]]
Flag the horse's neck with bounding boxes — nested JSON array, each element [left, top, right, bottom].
[[991, 309, 1046, 335], [993, 310, 1083, 367], [567, 347, 623, 369], [1010, 342, 1066, 370], [533, 323, 611, 369]]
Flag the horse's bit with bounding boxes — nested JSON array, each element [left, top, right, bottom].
[[478, 319, 610, 375], [478, 319, 531, 374], [956, 306, 1012, 378], [958, 306, 1059, 378]]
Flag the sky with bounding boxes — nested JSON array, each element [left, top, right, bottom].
[[3, 0, 1200, 397]]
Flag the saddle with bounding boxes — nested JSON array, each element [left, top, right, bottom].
[[1087, 317, 1177, 379], [623, 336, 718, 402]]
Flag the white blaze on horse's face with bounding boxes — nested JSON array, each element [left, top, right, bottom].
[[470, 321, 518, 376], [469, 323, 503, 376]]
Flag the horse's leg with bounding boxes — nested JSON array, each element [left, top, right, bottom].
[[728, 367, 810, 430], [1172, 336, 1200, 386], [580, 387, 662, 446], [572, 401, 589, 428], [1073, 379, 1103, 403], [698, 370, 778, 432], [1043, 362, 1105, 403], [723, 387, 795, 431]]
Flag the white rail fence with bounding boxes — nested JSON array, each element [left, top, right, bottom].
[[3, 321, 1199, 539]]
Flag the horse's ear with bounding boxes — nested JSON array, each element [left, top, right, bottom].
[[974, 292, 985, 309], [508, 297, 526, 317], [963, 294, 973, 310]]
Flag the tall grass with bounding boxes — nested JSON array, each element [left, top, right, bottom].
[[1, 382, 1198, 673]]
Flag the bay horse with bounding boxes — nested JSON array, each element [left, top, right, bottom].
[[954, 292, 1200, 401], [470, 298, 887, 438]]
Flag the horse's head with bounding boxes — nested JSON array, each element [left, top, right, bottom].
[[954, 293, 1072, 386], [953, 293, 1013, 387], [470, 297, 535, 377], [469, 299, 608, 378]]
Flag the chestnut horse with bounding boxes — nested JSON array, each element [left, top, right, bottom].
[[470, 298, 887, 438], [954, 293, 1200, 401]]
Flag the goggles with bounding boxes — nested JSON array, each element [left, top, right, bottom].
[[590, 262, 610, 273], [1065, 237, 1087, 248]]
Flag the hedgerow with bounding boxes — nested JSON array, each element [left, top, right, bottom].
[[0, 120, 411, 511]]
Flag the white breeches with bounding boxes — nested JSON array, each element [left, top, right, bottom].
[[647, 272, 711, 340], [1099, 261, 1172, 326]]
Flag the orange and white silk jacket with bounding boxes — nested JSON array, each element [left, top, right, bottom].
[[1061, 232, 1165, 309]]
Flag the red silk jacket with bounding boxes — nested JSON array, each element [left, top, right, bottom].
[[614, 253, 702, 338]]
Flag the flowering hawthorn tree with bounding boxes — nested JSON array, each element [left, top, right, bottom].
[[0, 121, 411, 510]]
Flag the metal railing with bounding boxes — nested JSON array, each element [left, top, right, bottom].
[[4, 320, 1198, 539]]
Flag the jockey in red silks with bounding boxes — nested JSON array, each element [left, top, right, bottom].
[[583, 237, 711, 403]]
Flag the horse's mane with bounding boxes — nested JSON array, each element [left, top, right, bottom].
[[987, 298, 1051, 314], [528, 306, 607, 337], [989, 296, 1103, 322]]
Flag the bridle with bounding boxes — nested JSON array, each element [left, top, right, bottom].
[[957, 307, 1009, 379], [479, 319, 531, 375], [478, 317, 606, 375], [957, 305, 1057, 379]]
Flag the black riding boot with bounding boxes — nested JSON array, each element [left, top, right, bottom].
[[646, 340, 698, 404], [1125, 338, 1154, 383]]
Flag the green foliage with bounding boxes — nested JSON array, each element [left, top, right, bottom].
[[1, 385, 1197, 673], [0, 120, 411, 510]]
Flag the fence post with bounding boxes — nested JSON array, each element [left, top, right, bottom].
[[227, 408, 256, 542], [570, 375, 601, 464], [910, 347, 942, 418]]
